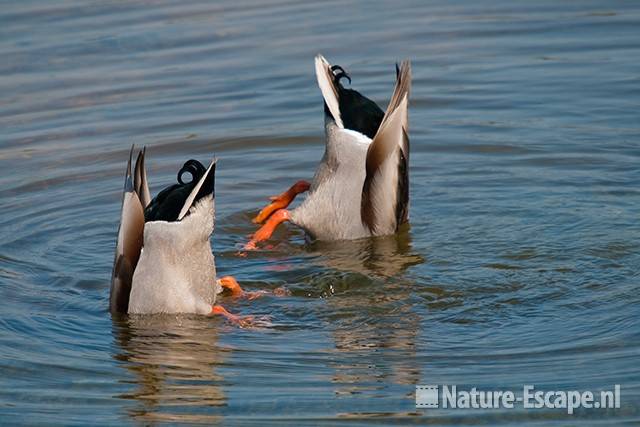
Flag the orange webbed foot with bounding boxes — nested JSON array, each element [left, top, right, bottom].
[[245, 209, 291, 250], [253, 180, 310, 224], [217, 275, 271, 300], [217, 276, 244, 298], [209, 305, 254, 328]]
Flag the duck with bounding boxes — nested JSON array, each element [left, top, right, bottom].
[[110, 147, 257, 324], [246, 54, 411, 249]]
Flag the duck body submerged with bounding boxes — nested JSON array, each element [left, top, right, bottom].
[[248, 55, 411, 247], [110, 149, 220, 315]]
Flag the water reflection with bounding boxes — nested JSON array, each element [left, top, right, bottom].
[[307, 227, 424, 279], [329, 309, 422, 398], [111, 315, 228, 424], [308, 233, 424, 398]]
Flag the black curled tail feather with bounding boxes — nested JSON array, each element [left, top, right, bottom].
[[330, 65, 351, 85], [178, 159, 207, 185], [144, 159, 208, 223], [315, 54, 385, 137], [330, 63, 385, 139]]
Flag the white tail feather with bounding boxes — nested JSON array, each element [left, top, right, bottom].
[[315, 54, 344, 128]]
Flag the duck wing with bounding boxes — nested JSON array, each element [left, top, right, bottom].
[[110, 146, 146, 314], [361, 60, 411, 235], [134, 147, 151, 208]]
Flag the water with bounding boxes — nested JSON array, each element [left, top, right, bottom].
[[1, 0, 639, 424]]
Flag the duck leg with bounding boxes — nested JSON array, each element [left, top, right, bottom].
[[209, 305, 254, 327], [217, 275, 276, 300], [211, 276, 288, 327], [217, 276, 244, 297], [245, 209, 291, 250], [252, 180, 310, 223]]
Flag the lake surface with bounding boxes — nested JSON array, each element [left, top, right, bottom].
[[1, 0, 639, 425]]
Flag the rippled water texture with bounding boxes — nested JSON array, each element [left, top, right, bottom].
[[1, 0, 639, 425]]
